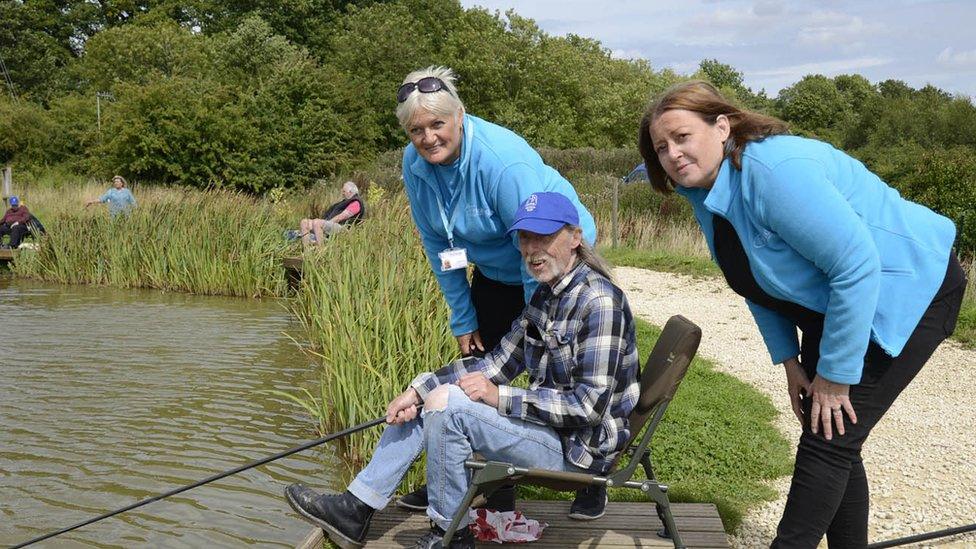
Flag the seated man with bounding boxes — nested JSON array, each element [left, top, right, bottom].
[[299, 181, 365, 246], [0, 196, 32, 249], [285, 192, 640, 549]]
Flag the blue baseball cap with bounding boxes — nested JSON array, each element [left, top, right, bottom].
[[9, 196, 19, 207], [507, 192, 579, 235]]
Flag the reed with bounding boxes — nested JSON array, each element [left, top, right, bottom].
[[955, 258, 976, 348], [11, 181, 299, 296], [287, 195, 457, 487], [7, 176, 388, 296]]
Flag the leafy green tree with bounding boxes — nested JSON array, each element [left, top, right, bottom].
[[72, 19, 210, 92], [777, 74, 845, 142], [0, 1, 74, 100], [698, 59, 744, 92], [877, 79, 913, 100], [326, 0, 445, 148], [0, 96, 58, 164], [90, 16, 378, 192]]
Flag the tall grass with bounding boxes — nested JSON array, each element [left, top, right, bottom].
[[287, 195, 456, 486], [8, 178, 373, 296], [955, 258, 976, 348], [12, 183, 296, 296]]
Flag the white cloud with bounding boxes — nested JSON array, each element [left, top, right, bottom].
[[796, 12, 882, 49], [937, 47, 976, 67], [751, 56, 893, 78], [610, 48, 645, 60]]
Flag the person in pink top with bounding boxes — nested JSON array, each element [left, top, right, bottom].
[[299, 181, 365, 246]]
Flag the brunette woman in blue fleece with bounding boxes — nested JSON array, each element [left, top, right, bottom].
[[392, 66, 599, 517], [639, 81, 965, 548]]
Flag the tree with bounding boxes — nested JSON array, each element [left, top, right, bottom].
[[73, 20, 210, 92], [698, 59, 744, 91], [777, 74, 845, 141]]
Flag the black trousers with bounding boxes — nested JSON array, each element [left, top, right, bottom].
[[469, 267, 525, 355], [772, 257, 967, 548], [0, 223, 29, 248]]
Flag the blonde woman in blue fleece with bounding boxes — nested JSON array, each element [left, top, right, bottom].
[[393, 66, 600, 518], [396, 65, 596, 358], [640, 81, 966, 548]]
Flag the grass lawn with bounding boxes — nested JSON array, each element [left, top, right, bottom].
[[601, 245, 719, 279]]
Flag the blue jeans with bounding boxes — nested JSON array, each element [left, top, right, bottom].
[[348, 384, 583, 529]]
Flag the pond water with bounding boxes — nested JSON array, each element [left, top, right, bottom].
[[0, 277, 338, 547]]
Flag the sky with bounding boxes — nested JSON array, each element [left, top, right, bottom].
[[457, 0, 976, 99]]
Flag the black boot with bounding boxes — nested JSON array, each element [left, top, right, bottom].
[[568, 484, 607, 520], [412, 522, 475, 549], [284, 484, 374, 549], [397, 483, 429, 511], [399, 483, 517, 513], [483, 483, 516, 512]]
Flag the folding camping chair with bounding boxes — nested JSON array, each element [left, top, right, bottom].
[[441, 315, 702, 549]]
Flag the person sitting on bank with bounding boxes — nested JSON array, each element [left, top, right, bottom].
[[85, 175, 136, 216], [299, 181, 365, 246], [284, 192, 640, 549], [0, 196, 32, 249]]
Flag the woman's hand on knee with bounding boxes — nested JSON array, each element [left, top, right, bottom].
[[809, 374, 857, 440], [386, 387, 421, 425], [456, 331, 485, 356], [782, 357, 811, 426]]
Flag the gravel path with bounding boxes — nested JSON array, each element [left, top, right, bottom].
[[614, 266, 976, 548]]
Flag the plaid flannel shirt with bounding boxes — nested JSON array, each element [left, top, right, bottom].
[[411, 261, 640, 473]]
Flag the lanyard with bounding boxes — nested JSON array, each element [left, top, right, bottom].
[[431, 167, 462, 248]]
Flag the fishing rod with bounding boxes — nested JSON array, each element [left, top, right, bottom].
[[11, 413, 394, 548], [867, 523, 976, 548]]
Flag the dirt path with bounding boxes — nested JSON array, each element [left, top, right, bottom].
[[613, 266, 976, 548]]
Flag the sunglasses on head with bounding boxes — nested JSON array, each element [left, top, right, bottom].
[[397, 77, 448, 103]]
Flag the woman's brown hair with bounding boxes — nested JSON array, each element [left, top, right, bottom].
[[638, 81, 789, 193]]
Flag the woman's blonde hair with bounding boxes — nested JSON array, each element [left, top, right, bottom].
[[395, 65, 465, 129], [638, 81, 789, 193], [112, 175, 128, 187]]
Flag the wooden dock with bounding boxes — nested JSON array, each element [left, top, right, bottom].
[[296, 500, 728, 548], [283, 257, 303, 290]]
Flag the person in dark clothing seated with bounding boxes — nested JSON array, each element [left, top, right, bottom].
[[299, 181, 365, 247], [0, 196, 32, 249]]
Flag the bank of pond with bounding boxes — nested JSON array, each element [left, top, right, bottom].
[[2, 171, 971, 544]]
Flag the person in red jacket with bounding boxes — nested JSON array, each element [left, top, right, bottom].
[[0, 196, 32, 249]]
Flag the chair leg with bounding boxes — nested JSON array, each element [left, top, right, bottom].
[[655, 498, 686, 549], [441, 477, 481, 543], [641, 454, 686, 548]]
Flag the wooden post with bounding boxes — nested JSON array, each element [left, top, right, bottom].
[[2, 166, 11, 200], [612, 176, 620, 249]]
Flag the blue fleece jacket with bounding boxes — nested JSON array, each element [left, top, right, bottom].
[[99, 187, 136, 216], [403, 114, 597, 337], [677, 135, 955, 384]]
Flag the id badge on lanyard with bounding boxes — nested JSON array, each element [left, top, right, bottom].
[[439, 247, 468, 271], [433, 170, 469, 272]]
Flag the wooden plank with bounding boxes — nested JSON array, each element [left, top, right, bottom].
[[0, 248, 15, 262], [283, 257, 303, 291], [295, 527, 324, 549], [348, 500, 729, 548]]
